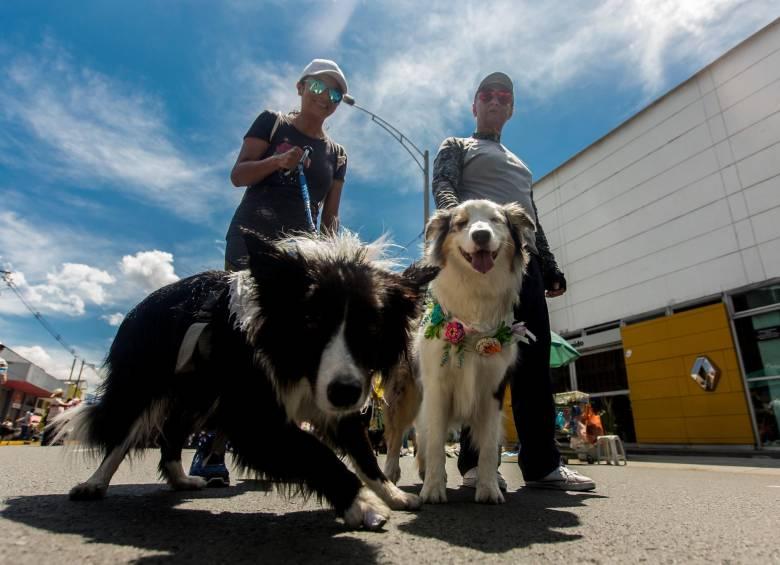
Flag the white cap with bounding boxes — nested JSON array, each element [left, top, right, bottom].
[[299, 59, 348, 94]]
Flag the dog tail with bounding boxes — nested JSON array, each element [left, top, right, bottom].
[[48, 403, 97, 449]]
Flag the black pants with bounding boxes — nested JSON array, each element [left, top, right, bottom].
[[457, 255, 561, 481], [225, 235, 250, 272]]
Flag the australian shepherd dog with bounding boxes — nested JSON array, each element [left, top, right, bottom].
[[52, 230, 437, 530], [383, 199, 535, 504]]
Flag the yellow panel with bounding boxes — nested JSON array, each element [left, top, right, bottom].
[[621, 304, 730, 346], [682, 392, 751, 418], [627, 358, 683, 383], [630, 377, 683, 401], [626, 329, 733, 365], [631, 397, 684, 420], [634, 417, 688, 442], [685, 415, 755, 443], [622, 302, 756, 445]]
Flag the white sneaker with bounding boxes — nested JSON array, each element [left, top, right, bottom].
[[461, 467, 508, 491], [525, 465, 595, 491]]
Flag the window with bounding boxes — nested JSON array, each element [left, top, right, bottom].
[[574, 349, 629, 394]]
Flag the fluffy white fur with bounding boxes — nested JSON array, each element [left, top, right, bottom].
[[415, 199, 533, 504]]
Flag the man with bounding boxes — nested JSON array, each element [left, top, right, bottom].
[[432, 71, 595, 491]]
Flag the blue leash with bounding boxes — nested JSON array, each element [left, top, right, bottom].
[[294, 146, 315, 231]]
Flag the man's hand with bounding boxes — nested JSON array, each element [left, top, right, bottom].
[[545, 281, 566, 298]]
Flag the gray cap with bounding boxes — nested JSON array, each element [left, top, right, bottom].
[[299, 59, 348, 94], [476, 71, 513, 94]]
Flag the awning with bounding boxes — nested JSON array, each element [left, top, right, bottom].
[[2, 380, 53, 398]]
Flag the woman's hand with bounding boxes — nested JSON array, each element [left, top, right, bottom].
[[275, 146, 304, 172]]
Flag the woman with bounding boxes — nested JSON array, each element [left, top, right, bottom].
[[189, 59, 349, 485], [224, 58, 349, 270]]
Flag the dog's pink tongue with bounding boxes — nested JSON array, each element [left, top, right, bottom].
[[471, 250, 494, 274]]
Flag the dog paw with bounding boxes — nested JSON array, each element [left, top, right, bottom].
[[69, 482, 107, 501], [384, 485, 422, 511], [170, 475, 208, 491], [343, 487, 390, 531], [384, 459, 401, 484], [475, 482, 505, 504], [420, 479, 447, 504]]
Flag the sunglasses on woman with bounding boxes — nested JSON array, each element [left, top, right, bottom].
[[306, 78, 343, 104], [477, 89, 513, 105]]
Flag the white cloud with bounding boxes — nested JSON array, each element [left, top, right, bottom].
[[0, 40, 227, 220], [298, 0, 360, 51], [101, 312, 125, 327], [119, 250, 179, 292], [47, 263, 115, 306], [13, 344, 104, 385], [0, 265, 115, 317]]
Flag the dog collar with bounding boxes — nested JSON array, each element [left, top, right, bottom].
[[422, 299, 536, 368]]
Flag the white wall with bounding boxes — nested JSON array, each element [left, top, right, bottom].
[[535, 19, 780, 333]]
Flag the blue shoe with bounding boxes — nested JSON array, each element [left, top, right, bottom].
[[189, 434, 230, 487]]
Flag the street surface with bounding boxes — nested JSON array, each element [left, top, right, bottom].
[[0, 446, 778, 564]]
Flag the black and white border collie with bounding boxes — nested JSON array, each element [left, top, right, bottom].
[[53, 230, 437, 530], [383, 199, 535, 504]]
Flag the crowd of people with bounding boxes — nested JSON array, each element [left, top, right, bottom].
[[0, 388, 80, 444]]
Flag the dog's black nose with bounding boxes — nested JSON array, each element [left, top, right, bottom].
[[327, 376, 363, 408], [471, 229, 491, 246]]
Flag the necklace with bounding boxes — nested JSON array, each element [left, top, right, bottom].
[[421, 299, 535, 368]]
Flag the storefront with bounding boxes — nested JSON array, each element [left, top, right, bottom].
[[554, 328, 636, 443], [729, 283, 780, 448]]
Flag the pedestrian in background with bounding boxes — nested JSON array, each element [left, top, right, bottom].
[[16, 409, 34, 441], [431, 71, 595, 491], [41, 388, 68, 446], [189, 58, 350, 486], [0, 349, 8, 386]]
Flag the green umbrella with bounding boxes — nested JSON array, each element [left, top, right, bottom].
[[550, 331, 580, 368]]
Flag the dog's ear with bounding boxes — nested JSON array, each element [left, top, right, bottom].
[[503, 203, 535, 254], [424, 208, 452, 266], [241, 228, 312, 293], [241, 228, 277, 260]]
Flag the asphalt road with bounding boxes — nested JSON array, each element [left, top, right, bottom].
[[0, 446, 778, 564]]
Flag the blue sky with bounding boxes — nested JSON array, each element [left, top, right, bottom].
[[0, 1, 776, 386]]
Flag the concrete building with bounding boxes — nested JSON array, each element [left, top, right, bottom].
[[0, 345, 68, 424], [532, 18, 780, 450]]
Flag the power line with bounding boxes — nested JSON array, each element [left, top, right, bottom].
[[397, 230, 424, 254], [1, 269, 101, 375]]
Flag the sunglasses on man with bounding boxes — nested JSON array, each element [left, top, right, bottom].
[[477, 89, 513, 105], [306, 78, 343, 104]]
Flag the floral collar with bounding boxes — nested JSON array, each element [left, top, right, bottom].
[[422, 300, 536, 368]]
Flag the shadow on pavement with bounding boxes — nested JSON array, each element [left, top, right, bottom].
[[1, 479, 380, 564], [398, 485, 606, 553]]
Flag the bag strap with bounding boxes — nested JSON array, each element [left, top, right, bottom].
[[268, 112, 281, 143]]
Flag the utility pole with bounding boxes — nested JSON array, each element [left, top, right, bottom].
[[74, 359, 85, 398]]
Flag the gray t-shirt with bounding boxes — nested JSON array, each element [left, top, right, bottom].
[[433, 135, 537, 253]]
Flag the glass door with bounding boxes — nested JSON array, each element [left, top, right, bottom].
[[732, 285, 780, 447]]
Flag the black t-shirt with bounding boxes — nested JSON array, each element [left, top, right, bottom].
[[226, 110, 347, 238]]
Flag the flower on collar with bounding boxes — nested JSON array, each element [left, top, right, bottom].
[[430, 303, 446, 326], [444, 321, 465, 345], [476, 337, 502, 356]]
